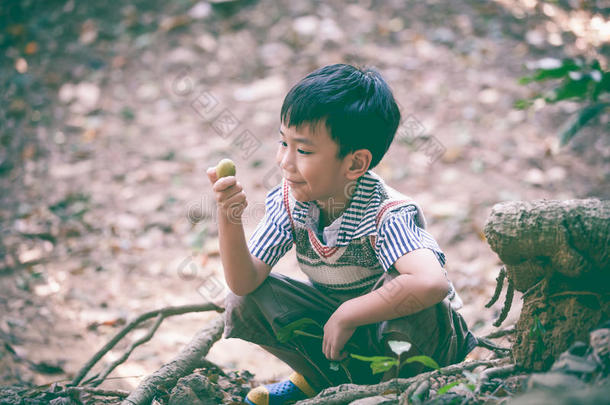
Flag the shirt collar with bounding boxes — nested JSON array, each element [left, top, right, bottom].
[[290, 170, 382, 244]]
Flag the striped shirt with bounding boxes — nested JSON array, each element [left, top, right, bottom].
[[248, 170, 461, 306]]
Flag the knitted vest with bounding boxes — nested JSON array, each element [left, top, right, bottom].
[[281, 177, 425, 293]]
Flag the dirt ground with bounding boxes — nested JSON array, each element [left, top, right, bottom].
[[0, 0, 608, 395]]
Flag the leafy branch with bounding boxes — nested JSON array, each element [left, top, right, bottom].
[[516, 57, 609, 145]]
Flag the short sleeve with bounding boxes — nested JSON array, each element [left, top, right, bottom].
[[248, 183, 294, 267], [375, 205, 446, 271]]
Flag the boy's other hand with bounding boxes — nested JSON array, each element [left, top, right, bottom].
[[323, 305, 356, 361], [206, 166, 248, 221]]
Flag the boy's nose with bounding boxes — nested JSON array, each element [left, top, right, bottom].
[[278, 150, 296, 172]]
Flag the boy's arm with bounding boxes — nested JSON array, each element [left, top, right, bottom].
[[323, 248, 448, 360], [207, 166, 272, 296], [218, 213, 272, 296], [338, 248, 449, 326]]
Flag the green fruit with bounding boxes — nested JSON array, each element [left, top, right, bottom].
[[216, 158, 236, 178]]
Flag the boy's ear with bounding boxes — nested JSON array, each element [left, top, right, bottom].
[[345, 149, 372, 180]]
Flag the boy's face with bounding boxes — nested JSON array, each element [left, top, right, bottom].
[[276, 122, 353, 210]]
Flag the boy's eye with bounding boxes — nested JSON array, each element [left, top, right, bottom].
[[277, 140, 312, 155]]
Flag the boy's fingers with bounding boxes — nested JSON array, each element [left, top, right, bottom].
[[206, 167, 218, 184], [219, 185, 244, 203], [213, 176, 237, 192]]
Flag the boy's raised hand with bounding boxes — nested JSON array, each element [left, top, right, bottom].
[[206, 165, 248, 221]]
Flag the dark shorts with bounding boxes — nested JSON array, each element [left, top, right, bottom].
[[223, 271, 477, 391]]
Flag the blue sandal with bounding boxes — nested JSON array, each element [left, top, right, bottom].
[[245, 372, 317, 405]]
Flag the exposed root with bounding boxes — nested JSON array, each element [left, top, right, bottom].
[[71, 303, 223, 387], [494, 278, 514, 327], [293, 359, 509, 405], [485, 267, 506, 308], [476, 337, 512, 357], [483, 326, 516, 339], [121, 315, 225, 405]]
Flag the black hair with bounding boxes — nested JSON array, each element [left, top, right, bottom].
[[280, 64, 401, 170]]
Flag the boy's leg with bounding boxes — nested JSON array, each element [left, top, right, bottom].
[[377, 299, 477, 379], [370, 272, 478, 380], [223, 273, 378, 391]]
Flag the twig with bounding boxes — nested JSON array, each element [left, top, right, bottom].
[[121, 315, 225, 405], [86, 314, 165, 386], [294, 330, 322, 339], [294, 358, 510, 405], [527, 290, 608, 307], [292, 341, 334, 387], [339, 362, 353, 384], [66, 386, 130, 398], [475, 364, 515, 394], [483, 326, 515, 339], [485, 267, 506, 308], [548, 290, 606, 300], [493, 278, 514, 327], [475, 337, 511, 357], [521, 278, 545, 299], [410, 380, 430, 405], [293, 330, 360, 351], [71, 303, 223, 387], [403, 379, 419, 403]]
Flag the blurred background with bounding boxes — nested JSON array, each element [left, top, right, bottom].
[[0, 0, 608, 393]]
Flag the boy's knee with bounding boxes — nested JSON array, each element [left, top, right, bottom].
[[224, 289, 255, 316], [222, 290, 264, 341]]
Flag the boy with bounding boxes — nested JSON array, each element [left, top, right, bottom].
[[206, 64, 477, 405]]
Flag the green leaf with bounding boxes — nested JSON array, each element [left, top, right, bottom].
[[533, 63, 580, 81], [590, 59, 602, 71], [591, 71, 610, 101], [404, 355, 440, 370], [437, 380, 460, 395], [388, 340, 412, 356], [513, 99, 534, 110], [559, 103, 608, 146], [275, 318, 322, 343], [519, 58, 581, 84], [350, 354, 396, 363], [547, 76, 593, 103], [350, 354, 399, 375], [371, 359, 399, 374], [120, 106, 135, 121]]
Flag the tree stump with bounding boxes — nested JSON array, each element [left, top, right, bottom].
[[484, 199, 610, 371]]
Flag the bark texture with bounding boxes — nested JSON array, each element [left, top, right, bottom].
[[484, 199, 610, 370]]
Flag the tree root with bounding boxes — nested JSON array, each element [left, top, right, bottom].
[[474, 364, 516, 394], [485, 267, 506, 308], [121, 315, 225, 405], [293, 358, 510, 405], [476, 337, 512, 357], [494, 278, 514, 327], [410, 380, 430, 404], [484, 266, 515, 328], [65, 386, 130, 398], [71, 303, 223, 387]]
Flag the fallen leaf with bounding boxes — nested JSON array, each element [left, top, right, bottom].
[[24, 41, 38, 54], [159, 15, 191, 32]]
